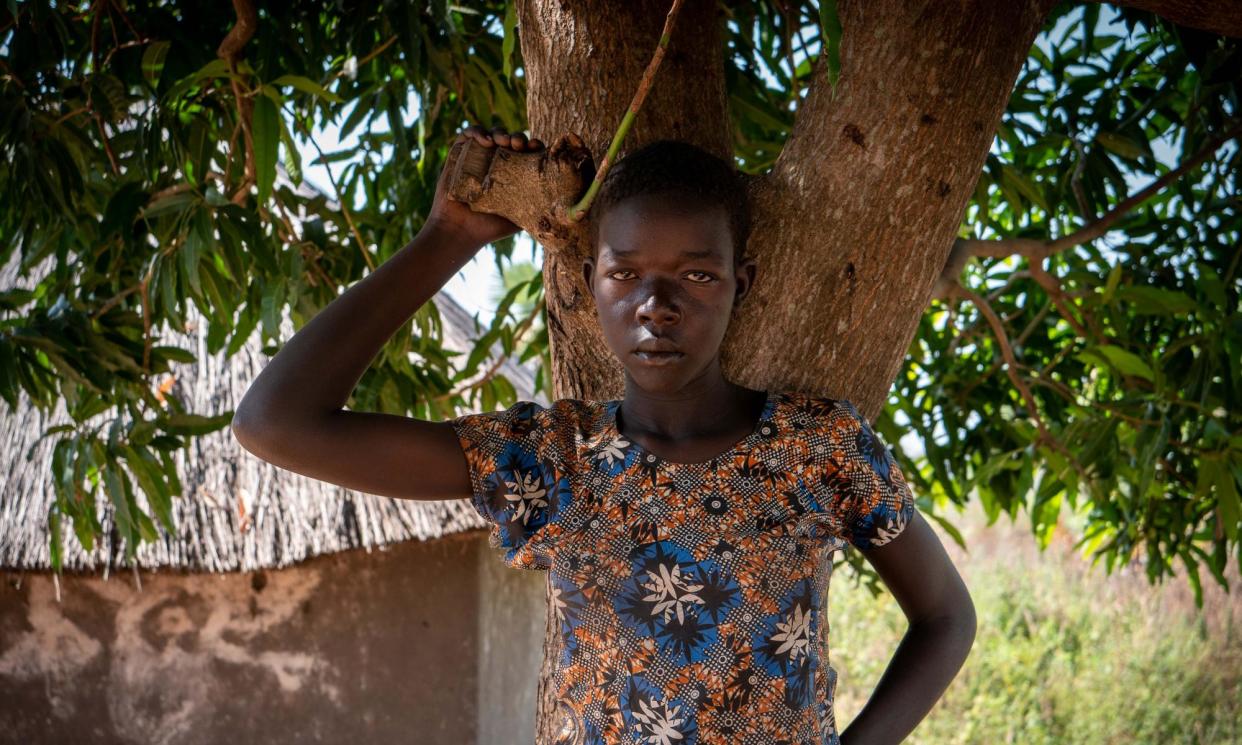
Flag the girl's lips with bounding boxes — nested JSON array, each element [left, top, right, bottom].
[[633, 350, 685, 365]]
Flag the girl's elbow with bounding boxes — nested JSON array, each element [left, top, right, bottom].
[[231, 407, 269, 458], [231, 399, 288, 459]]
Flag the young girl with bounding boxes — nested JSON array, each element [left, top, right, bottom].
[[232, 124, 976, 745]]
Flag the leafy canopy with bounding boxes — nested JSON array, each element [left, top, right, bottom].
[[0, 2, 1239, 602]]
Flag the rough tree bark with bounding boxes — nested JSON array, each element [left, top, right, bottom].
[[500, 0, 1242, 740]]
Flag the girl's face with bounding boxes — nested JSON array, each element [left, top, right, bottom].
[[583, 194, 756, 395]]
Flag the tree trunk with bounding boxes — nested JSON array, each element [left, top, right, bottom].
[[520, 0, 1054, 423], [514, 0, 1236, 740]]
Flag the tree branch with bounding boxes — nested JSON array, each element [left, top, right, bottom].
[[1103, 0, 1242, 37], [934, 120, 1242, 299], [949, 284, 1051, 441], [217, 0, 259, 205], [947, 283, 1093, 487], [216, 0, 258, 63]]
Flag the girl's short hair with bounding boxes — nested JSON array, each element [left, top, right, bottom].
[[589, 139, 752, 265]]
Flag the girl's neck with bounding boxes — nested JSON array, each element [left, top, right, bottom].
[[616, 375, 768, 460]]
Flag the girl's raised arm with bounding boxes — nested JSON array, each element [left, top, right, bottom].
[[230, 125, 544, 501]]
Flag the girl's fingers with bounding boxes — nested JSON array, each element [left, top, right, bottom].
[[461, 124, 542, 151], [463, 123, 492, 147]]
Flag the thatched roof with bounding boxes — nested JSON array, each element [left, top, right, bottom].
[[1, 218, 545, 574]]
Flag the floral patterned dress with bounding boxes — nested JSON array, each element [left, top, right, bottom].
[[450, 390, 916, 745]]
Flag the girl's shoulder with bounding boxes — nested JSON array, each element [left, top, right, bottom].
[[770, 389, 853, 430], [454, 396, 616, 451]]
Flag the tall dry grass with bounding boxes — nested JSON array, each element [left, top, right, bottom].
[[826, 501, 1241, 744]]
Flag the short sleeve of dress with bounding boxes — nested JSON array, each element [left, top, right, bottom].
[[814, 398, 916, 551], [449, 400, 574, 570]]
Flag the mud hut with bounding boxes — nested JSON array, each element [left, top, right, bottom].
[[0, 216, 549, 744]]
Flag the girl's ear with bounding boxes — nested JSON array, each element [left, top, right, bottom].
[[733, 257, 757, 310], [582, 257, 595, 300]]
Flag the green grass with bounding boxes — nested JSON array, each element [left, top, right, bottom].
[[826, 503, 1242, 744]]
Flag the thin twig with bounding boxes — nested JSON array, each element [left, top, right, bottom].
[[950, 283, 1093, 487], [94, 115, 121, 175], [1014, 298, 1052, 348], [227, 76, 256, 205], [1028, 259, 1091, 339], [952, 284, 1050, 441], [0, 58, 25, 89], [297, 116, 376, 271], [53, 107, 89, 126], [778, 0, 798, 105], [327, 35, 398, 83], [568, 0, 688, 222], [91, 285, 141, 320], [432, 305, 542, 404]]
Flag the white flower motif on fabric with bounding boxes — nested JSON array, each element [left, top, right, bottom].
[[595, 435, 631, 468], [872, 507, 910, 546], [550, 584, 567, 623], [642, 562, 705, 624], [503, 470, 547, 525], [770, 602, 813, 663], [631, 694, 688, 745]]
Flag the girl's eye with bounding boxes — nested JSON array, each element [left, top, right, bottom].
[[607, 270, 636, 280], [686, 271, 715, 282]]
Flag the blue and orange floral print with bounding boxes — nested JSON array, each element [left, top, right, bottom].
[[450, 390, 916, 745]]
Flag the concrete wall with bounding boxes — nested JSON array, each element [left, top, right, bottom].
[[0, 532, 549, 745]]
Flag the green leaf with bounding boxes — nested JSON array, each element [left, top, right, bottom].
[[1114, 286, 1198, 315], [123, 444, 176, 534], [227, 303, 261, 357], [252, 93, 280, 203], [1095, 131, 1146, 161], [260, 280, 285, 340], [1102, 262, 1122, 302], [142, 41, 170, 89], [501, 2, 518, 83], [163, 412, 234, 436], [140, 191, 198, 220], [277, 110, 302, 185], [151, 345, 197, 364], [1001, 165, 1049, 211], [1215, 456, 1240, 542], [101, 457, 138, 553], [47, 504, 63, 572], [1080, 345, 1155, 382], [270, 74, 344, 103]]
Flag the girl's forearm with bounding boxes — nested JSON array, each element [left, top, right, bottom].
[[233, 221, 481, 435], [839, 612, 977, 745]]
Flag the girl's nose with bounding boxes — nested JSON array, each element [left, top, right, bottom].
[[636, 283, 681, 326]]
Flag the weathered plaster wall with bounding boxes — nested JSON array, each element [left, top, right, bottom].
[[476, 539, 548, 744], [0, 531, 550, 745]]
